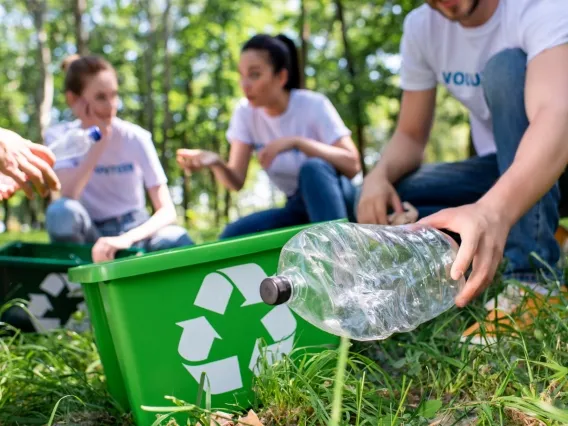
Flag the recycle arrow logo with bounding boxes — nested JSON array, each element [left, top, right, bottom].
[[176, 263, 297, 395], [27, 273, 87, 332]]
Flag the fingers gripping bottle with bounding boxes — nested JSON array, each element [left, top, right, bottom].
[[49, 126, 102, 161], [260, 222, 465, 341]]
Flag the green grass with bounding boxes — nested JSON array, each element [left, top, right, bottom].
[[1, 278, 567, 425], [0, 230, 567, 425], [0, 230, 49, 245]]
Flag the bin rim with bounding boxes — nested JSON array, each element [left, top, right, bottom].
[[0, 240, 143, 268], [68, 221, 339, 284]]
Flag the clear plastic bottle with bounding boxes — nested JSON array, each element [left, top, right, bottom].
[[49, 126, 102, 161], [259, 222, 465, 341]]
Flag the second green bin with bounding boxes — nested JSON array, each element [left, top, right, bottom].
[[0, 241, 142, 332]]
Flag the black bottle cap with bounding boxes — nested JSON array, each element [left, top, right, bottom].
[[260, 276, 292, 306]]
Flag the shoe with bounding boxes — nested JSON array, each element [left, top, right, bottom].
[[460, 284, 567, 345]]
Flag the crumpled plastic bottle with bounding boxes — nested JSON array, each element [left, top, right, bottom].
[[260, 222, 465, 341]]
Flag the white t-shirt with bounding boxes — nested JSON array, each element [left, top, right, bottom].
[[45, 117, 167, 221], [400, 0, 568, 156], [226, 89, 351, 196]]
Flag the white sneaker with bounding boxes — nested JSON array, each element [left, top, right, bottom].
[[483, 282, 553, 313]]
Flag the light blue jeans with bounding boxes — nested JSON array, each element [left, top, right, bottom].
[[45, 198, 194, 252], [358, 48, 562, 281]]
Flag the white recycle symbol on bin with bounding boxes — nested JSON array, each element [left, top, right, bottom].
[[176, 263, 297, 395], [28, 273, 87, 332]]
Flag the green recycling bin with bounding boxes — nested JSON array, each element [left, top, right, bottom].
[[0, 241, 143, 333], [69, 222, 340, 425]]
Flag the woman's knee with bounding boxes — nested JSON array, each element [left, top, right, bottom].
[[299, 158, 334, 181], [45, 198, 89, 241], [147, 225, 194, 251]]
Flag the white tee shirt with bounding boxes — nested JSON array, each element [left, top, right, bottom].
[[45, 117, 167, 221], [226, 89, 351, 196], [400, 0, 568, 156]]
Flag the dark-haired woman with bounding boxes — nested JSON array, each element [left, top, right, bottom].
[[45, 54, 193, 262], [177, 34, 361, 238]]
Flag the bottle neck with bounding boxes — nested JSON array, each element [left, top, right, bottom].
[[283, 269, 307, 306]]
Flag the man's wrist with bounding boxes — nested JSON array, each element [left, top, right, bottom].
[[476, 190, 516, 227], [370, 163, 390, 182]]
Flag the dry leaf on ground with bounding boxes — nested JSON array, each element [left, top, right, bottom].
[[236, 410, 264, 426]]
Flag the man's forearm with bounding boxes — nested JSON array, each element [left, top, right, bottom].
[[478, 107, 568, 226], [373, 130, 426, 183]]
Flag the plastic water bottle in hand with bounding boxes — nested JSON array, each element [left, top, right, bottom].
[[259, 222, 465, 341], [49, 126, 102, 161]]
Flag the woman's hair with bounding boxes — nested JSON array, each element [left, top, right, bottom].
[[61, 54, 115, 95], [242, 34, 301, 91]]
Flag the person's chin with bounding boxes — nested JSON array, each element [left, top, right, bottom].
[[246, 97, 259, 107], [442, 6, 473, 21]]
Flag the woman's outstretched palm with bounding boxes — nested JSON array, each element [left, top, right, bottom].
[[176, 149, 220, 173]]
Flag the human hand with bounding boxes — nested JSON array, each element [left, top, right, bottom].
[[176, 149, 221, 174], [70, 98, 112, 139], [388, 202, 419, 225], [357, 171, 404, 224], [418, 202, 510, 307], [0, 128, 60, 199], [257, 137, 297, 169], [92, 235, 134, 263]]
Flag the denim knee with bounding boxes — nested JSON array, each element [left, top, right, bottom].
[[146, 225, 193, 252], [482, 48, 527, 109], [299, 158, 334, 180], [298, 158, 336, 192], [45, 198, 89, 242]]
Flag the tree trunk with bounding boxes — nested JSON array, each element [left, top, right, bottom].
[[468, 127, 476, 158], [182, 75, 194, 229], [27, 0, 53, 141], [299, 0, 309, 89], [141, 0, 157, 139], [335, 0, 366, 174], [223, 189, 231, 226], [3, 200, 11, 229], [26, 0, 53, 228], [73, 0, 88, 55], [160, 0, 173, 174]]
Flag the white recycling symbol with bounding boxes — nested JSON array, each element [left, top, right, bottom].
[[176, 263, 297, 395], [27, 273, 87, 332]]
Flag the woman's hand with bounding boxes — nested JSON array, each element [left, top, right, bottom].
[[176, 149, 221, 173], [0, 128, 60, 199], [257, 137, 297, 169], [92, 235, 134, 263], [418, 202, 511, 307]]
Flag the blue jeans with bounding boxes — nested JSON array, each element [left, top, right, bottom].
[[45, 198, 194, 252], [372, 48, 561, 280], [220, 157, 357, 239]]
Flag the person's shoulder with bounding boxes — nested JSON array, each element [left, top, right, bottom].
[[404, 4, 431, 22], [292, 89, 332, 107], [232, 97, 254, 113], [514, 0, 562, 20], [230, 97, 257, 123], [112, 117, 152, 144], [403, 4, 439, 33]]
